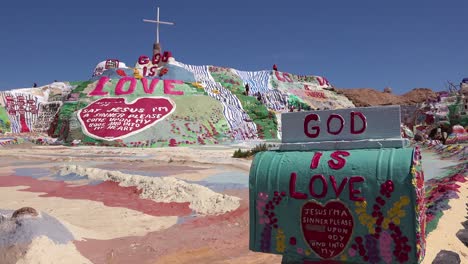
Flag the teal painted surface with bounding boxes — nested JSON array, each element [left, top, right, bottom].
[[249, 148, 422, 263]]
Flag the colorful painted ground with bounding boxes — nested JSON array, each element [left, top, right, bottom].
[[0, 60, 354, 147], [0, 143, 465, 264]]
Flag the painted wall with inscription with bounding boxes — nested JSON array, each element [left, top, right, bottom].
[[270, 71, 354, 111], [0, 58, 356, 147], [249, 148, 426, 263], [51, 76, 232, 147], [0, 83, 72, 133]]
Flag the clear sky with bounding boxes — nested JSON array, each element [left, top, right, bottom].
[[0, 0, 467, 94]]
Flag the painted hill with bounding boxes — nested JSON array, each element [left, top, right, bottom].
[[337, 88, 437, 107], [0, 58, 354, 147]]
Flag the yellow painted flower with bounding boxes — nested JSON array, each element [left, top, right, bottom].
[[340, 254, 348, 261], [401, 196, 410, 205], [383, 219, 390, 229], [383, 196, 409, 229], [191, 82, 204, 89], [356, 201, 367, 207], [275, 229, 286, 253]]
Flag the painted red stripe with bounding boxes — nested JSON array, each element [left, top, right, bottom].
[[0, 176, 191, 216]]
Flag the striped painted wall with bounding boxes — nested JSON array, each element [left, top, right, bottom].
[[179, 63, 258, 140]]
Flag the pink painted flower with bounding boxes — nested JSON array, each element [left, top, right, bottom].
[[297, 248, 304, 255], [348, 248, 356, 257]]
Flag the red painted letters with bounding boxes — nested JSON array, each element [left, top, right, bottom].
[[328, 151, 350, 170], [115, 77, 137, 95], [289, 173, 365, 201], [350, 111, 367, 134], [330, 175, 348, 198], [138, 56, 150, 65], [140, 78, 160, 94], [327, 114, 344, 135], [309, 151, 350, 170], [274, 71, 293, 83], [163, 80, 184, 95], [303, 112, 368, 138], [290, 151, 365, 201], [89, 77, 111, 96], [304, 114, 320, 138], [309, 174, 327, 198], [88, 77, 184, 96], [349, 176, 365, 201], [310, 152, 323, 169], [289, 172, 307, 199]]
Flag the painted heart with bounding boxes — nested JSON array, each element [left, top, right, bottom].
[[301, 200, 354, 259], [78, 97, 175, 140]]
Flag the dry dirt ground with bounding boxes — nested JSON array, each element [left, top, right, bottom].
[[0, 145, 465, 264]]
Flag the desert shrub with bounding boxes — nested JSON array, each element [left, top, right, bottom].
[[232, 148, 251, 158], [251, 143, 268, 155], [232, 143, 269, 158]]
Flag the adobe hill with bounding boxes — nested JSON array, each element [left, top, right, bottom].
[[0, 58, 355, 147], [337, 88, 437, 107]]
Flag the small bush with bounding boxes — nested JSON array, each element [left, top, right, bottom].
[[232, 144, 269, 158], [251, 143, 268, 155], [232, 148, 251, 158]]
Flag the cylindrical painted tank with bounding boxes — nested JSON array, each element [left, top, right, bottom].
[[249, 147, 426, 263]]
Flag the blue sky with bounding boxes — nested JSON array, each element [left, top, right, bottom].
[[0, 0, 467, 94]]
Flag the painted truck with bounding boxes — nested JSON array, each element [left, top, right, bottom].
[[249, 106, 426, 263]]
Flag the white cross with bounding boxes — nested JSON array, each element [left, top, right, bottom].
[[143, 6, 175, 44]]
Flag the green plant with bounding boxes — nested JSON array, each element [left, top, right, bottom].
[[251, 143, 268, 155], [232, 148, 251, 158], [232, 144, 269, 158]]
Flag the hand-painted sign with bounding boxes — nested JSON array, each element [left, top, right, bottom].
[[301, 200, 353, 259], [88, 77, 184, 97], [249, 147, 426, 263], [32, 102, 63, 132], [0, 93, 39, 133], [280, 106, 405, 150], [105, 59, 120, 69], [138, 51, 172, 77], [77, 97, 175, 140]]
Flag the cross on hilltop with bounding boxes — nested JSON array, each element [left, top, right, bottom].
[[143, 6, 175, 55]]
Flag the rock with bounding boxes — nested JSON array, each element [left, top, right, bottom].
[[11, 207, 38, 219], [432, 250, 461, 264], [384, 87, 392, 93], [456, 229, 468, 246], [462, 220, 468, 229]]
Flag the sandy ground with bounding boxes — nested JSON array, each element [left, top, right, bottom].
[[0, 144, 466, 263], [423, 181, 468, 264]]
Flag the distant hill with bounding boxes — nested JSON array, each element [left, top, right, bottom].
[[336, 88, 437, 107]]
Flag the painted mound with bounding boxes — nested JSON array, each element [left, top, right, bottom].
[[0, 59, 354, 147], [0, 209, 90, 264], [58, 165, 241, 215]]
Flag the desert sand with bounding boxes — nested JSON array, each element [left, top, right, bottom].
[[0, 144, 466, 264], [423, 181, 468, 263]]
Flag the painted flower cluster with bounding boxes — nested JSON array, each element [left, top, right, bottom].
[[412, 146, 426, 261], [275, 228, 286, 253], [352, 180, 412, 263], [256, 191, 286, 252]]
